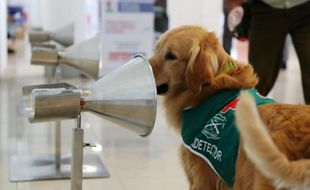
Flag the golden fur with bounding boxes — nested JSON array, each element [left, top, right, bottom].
[[236, 92, 310, 190], [148, 25, 310, 190]]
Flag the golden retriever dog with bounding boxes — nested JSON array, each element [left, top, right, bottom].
[[148, 25, 310, 190]]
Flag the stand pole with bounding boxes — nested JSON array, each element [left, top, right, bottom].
[[54, 66, 62, 170], [55, 120, 61, 170], [71, 114, 84, 190]]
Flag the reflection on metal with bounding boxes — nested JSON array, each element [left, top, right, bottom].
[[29, 23, 74, 47], [31, 35, 100, 80], [30, 27, 43, 31], [31, 42, 57, 49], [71, 115, 83, 190], [22, 55, 157, 190], [23, 83, 81, 122], [81, 55, 157, 136], [9, 154, 109, 181]]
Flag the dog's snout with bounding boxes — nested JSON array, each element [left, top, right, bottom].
[[157, 84, 169, 95]]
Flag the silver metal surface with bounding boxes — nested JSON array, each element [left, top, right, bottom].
[[31, 35, 100, 79], [82, 55, 157, 136], [29, 31, 51, 43], [55, 121, 61, 170], [31, 88, 81, 122], [9, 154, 109, 181], [71, 115, 83, 190], [54, 67, 62, 169], [24, 55, 157, 135], [22, 83, 81, 123], [51, 23, 74, 47], [31, 42, 57, 49], [30, 27, 43, 31], [31, 47, 59, 66], [59, 35, 100, 79], [29, 23, 74, 47]]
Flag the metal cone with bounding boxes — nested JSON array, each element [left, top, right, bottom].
[[51, 23, 74, 47], [31, 35, 100, 79], [82, 55, 157, 136], [29, 23, 74, 47]]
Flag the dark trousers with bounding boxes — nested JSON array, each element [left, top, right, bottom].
[[248, 0, 310, 103], [223, 0, 234, 55]]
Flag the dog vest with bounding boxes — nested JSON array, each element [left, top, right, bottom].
[[181, 89, 275, 187]]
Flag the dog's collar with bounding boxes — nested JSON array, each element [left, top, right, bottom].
[[217, 61, 237, 75]]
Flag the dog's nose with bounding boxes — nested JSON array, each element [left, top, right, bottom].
[[156, 84, 169, 95]]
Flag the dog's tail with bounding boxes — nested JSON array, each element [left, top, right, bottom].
[[235, 92, 310, 190]]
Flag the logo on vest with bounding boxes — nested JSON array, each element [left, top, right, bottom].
[[202, 113, 226, 140]]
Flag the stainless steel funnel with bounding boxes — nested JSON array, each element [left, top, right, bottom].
[[29, 23, 74, 47], [23, 55, 157, 136], [81, 55, 157, 136], [31, 35, 100, 79]]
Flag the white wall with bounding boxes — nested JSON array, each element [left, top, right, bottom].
[[0, 0, 8, 77], [26, 0, 95, 77], [167, 0, 223, 37], [27, 0, 223, 43], [28, 0, 45, 29], [28, 0, 89, 43], [72, 0, 87, 43], [41, 0, 75, 31]]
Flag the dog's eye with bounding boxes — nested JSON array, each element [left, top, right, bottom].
[[164, 51, 177, 61]]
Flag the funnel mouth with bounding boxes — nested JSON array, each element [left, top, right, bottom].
[[82, 54, 157, 136], [134, 54, 158, 136], [121, 54, 157, 136]]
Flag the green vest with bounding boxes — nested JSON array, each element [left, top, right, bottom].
[[181, 89, 275, 187]]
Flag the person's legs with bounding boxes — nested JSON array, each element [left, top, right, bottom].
[[223, 0, 234, 54], [289, 1, 310, 104], [248, 1, 288, 95], [281, 36, 288, 70]]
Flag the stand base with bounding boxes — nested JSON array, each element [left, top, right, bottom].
[[9, 153, 109, 182]]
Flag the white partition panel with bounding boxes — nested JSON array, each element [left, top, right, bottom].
[[99, 0, 155, 76], [167, 0, 223, 37]]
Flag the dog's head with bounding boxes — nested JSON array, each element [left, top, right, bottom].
[[149, 25, 229, 97]]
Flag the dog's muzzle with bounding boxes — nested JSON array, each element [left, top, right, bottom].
[[156, 84, 169, 95]]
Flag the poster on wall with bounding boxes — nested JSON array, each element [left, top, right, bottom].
[[100, 0, 155, 76]]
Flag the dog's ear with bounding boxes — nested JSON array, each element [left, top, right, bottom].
[[185, 40, 217, 94]]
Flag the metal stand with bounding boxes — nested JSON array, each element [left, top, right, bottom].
[[55, 120, 62, 170], [10, 112, 109, 182], [54, 66, 62, 171], [10, 67, 109, 182], [71, 114, 84, 190]]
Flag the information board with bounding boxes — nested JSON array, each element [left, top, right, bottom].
[[100, 0, 154, 76]]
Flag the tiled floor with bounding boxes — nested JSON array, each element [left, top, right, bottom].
[[0, 36, 305, 190]]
